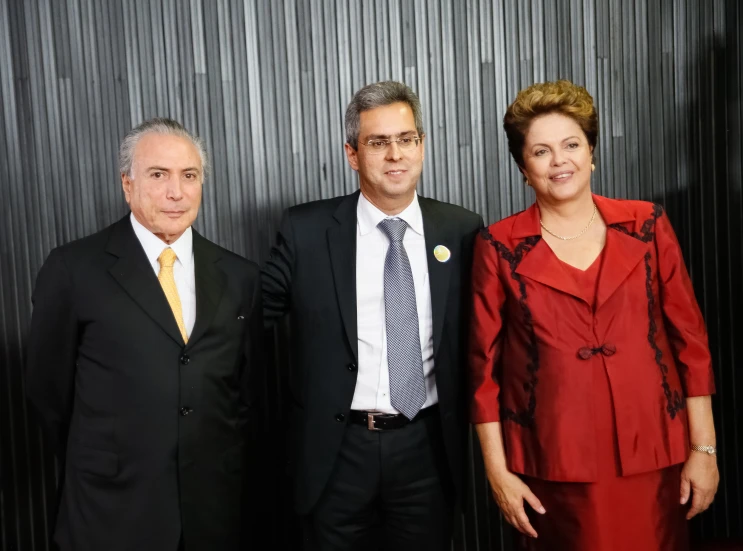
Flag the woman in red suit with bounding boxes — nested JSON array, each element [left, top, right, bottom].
[[469, 80, 719, 550]]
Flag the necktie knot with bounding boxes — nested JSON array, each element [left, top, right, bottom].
[[158, 247, 177, 269], [378, 218, 408, 243]]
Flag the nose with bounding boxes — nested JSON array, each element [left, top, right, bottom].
[[385, 141, 404, 161], [551, 149, 567, 166], [165, 180, 184, 201]]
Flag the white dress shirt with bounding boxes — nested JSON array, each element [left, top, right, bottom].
[[352, 193, 437, 413], [130, 213, 196, 337]]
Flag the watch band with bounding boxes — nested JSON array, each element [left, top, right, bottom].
[[690, 444, 717, 455]]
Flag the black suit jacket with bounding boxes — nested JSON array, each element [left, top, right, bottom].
[[262, 191, 483, 514], [25, 216, 263, 551]]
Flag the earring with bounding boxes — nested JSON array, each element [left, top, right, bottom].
[[591, 163, 596, 172]]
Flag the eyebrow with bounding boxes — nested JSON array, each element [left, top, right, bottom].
[[364, 131, 418, 140], [145, 166, 201, 172], [530, 136, 582, 148]]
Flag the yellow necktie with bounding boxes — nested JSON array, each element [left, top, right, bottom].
[[157, 248, 188, 342]]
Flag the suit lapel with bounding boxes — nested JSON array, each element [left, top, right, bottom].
[[595, 227, 648, 311], [420, 197, 452, 358], [511, 195, 651, 305], [187, 231, 226, 346], [327, 192, 360, 362], [510, 203, 585, 301], [515, 238, 585, 301], [593, 195, 653, 311], [106, 216, 186, 346]]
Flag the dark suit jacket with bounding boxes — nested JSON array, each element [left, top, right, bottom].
[[262, 191, 483, 514], [25, 215, 263, 551], [470, 195, 715, 481]]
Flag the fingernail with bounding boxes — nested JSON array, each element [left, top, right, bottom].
[[538, 507, 546, 514]]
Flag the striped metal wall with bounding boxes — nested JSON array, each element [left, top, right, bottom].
[[1, 0, 741, 549]]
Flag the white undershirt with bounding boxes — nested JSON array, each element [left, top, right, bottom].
[[130, 213, 196, 337], [352, 193, 437, 413]]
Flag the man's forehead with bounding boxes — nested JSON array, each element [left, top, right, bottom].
[[130, 135, 202, 174], [135, 132, 195, 148], [358, 104, 417, 137], [133, 134, 200, 158], [359, 102, 414, 119]]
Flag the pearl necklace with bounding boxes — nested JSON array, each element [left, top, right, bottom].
[[540, 203, 597, 241]]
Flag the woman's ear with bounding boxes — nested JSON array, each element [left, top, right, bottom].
[[519, 166, 529, 186]]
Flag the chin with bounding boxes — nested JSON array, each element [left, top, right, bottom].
[[385, 182, 416, 196], [158, 222, 190, 238], [551, 183, 589, 202]]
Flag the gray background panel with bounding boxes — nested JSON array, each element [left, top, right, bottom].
[[1, 0, 741, 548]]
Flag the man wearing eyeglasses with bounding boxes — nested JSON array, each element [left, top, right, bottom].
[[262, 81, 483, 550]]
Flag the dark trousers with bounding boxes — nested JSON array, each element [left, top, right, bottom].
[[303, 410, 455, 551]]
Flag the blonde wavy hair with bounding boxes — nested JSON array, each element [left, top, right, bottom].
[[503, 80, 598, 167]]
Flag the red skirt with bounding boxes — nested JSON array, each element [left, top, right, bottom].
[[519, 358, 689, 551]]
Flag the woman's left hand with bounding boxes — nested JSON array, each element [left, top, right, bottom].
[[680, 451, 719, 519]]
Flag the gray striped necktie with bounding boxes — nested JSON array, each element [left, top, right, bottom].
[[378, 218, 426, 420]]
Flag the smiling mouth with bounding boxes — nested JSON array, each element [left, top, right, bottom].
[[386, 170, 406, 176], [550, 172, 573, 180]]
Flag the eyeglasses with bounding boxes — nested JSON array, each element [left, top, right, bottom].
[[359, 136, 423, 153]]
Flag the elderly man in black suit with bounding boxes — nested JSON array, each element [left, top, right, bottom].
[[262, 81, 483, 550], [26, 118, 263, 551]]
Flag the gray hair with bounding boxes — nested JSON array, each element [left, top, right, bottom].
[[344, 81, 425, 149], [118, 117, 208, 179]]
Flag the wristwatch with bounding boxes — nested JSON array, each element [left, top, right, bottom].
[[690, 444, 717, 456]]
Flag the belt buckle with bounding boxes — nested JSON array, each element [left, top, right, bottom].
[[367, 412, 383, 431]]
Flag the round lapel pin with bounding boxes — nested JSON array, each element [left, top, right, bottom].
[[433, 245, 451, 263]]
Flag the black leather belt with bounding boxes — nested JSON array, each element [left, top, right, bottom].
[[349, 405, 439, 431]]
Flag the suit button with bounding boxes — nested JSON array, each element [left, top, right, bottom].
[[180, 354, 190, 365], [335, 413, 345, 422], [601, 343, 617, 356], [180, 407, 192, 416], [347, 362, 357, 372]]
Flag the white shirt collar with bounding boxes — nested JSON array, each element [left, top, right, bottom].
[[357, 192, 424, 236], [129, 213, 193, 270]]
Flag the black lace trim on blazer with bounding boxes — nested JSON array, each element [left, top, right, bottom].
[[608, 204, 685, 419], [479, 228, 541, 428]]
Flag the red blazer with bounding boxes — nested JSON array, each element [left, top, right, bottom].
[[469, 195, 715, 482]]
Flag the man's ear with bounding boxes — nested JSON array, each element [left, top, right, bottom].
[[121, 173, 132, 203], [345, 143, 359, 171]]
